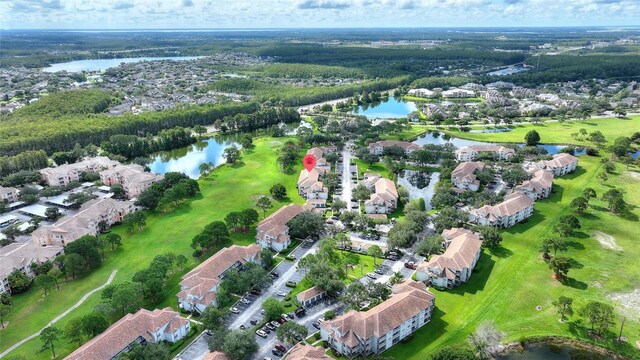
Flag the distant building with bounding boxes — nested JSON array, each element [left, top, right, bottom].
[[202, 352, 232, 360], [65, 308, 190, 360], [177, 244, 261, 313], [416, 228, 482, 288], [321, 280, 435, 357], [442, 88, 475, 98], [40, 156, 119, 187], [514, 170, 554, 200], [100, 164, 164, 198], [455, 145, 515, 161], [469, 193, 534, 228], [407, 88, 437, 98], [368, 141, 420, 156], [0, 242, 63, 293], [31, 198, 135, 246], [0, 186, 19, 204], [256, 204, 313, 252], [451, 161, 486, 192]]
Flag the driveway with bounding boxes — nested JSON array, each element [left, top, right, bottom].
[[175, 332, 212, 360], [340, 142, 358, 211]]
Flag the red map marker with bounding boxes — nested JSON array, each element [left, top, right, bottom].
[[303, 154, 316, 172]]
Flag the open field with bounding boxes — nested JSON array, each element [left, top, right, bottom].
[[387, 150, 640, 359], [0, 137, 304, 359], [437, 116, 638, 146]]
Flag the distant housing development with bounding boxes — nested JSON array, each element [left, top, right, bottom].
[[65, 307, 190, 360], [39, 156, 119, 187], [368, 140, 420, 156], [451, 161, 486, 192], [256, 203, 312, 252], [0, 242, 63, 293], [31, 197, 135, 246], [455, 145, 515, 161], [416, 228, 482, 288], [177, 244, 261, 313], [469, 193, 534, 228], [321, 280, 435, 357]]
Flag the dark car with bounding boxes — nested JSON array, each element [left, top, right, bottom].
[[266, 322, 276, 330], [312, 322, 320, 329], [270, 272, 279, 278], [272, 349, 283, 357], [250, 288, 262, 295], [295, 307, 306, 317], [250, 320, 258, 325], [275, 344, 287, 352], [404, 262, 417, 270], [293, 333, 303, 341]]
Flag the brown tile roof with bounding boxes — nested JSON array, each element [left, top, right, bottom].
[[65, 308, 186, 360], [452, 161, 485, 184], [417, 228, 482, 278], [471, 193, 533, 220], [257, 204, 313, 243], [321, 280, 434, 345], [368, 141, 420, 152], [202, 351, 232, 360], [286, 344, 330, 360], [545, 153, 579, 167], [297, 286, 325, 301], [514, 169, 553, 194], [0, 243, 63, 280]]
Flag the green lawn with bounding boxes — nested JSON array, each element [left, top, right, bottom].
[[352, 159, 390, 178], [437, 116, 638, 146], [386, 155, 640, 359], [1, 137, 304, 359]]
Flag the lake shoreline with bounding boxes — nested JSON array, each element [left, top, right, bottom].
[[498, 336, 634, 360]]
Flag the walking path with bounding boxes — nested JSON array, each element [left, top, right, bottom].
[[0, 270, 118, 359]]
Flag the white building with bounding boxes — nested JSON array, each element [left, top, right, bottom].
[[407, 88, 437, 98], [442, 88, 476, 98], [526, 153, 579, 177], [368, 141, 420, 156], [0, 186, 19, 204], [469, 193, 534, 228], [451, 161, 486, 192], [256, 204, 312, 252], [39, 156, 119, 187], [455, 145, 515, 161], [364, 178, 398, 214], [0, 242, 63, 293], [514, 169, 554, 200]]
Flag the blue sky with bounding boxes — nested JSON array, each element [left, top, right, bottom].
[[0, 0, 639, 29]]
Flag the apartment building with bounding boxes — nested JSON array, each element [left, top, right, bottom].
[[451, 161, 486, 192], [0, 186, 19, 204], [0, 242, 63, 293], [469, 193, 534, 228], [256, 204, 313, 252], [100, 164, 164, 198], [514, 169, 554, 200], [368, 141, 420, 156], [455, 145, 515, 161], [526, 153, 579, 177], [364, 177, 398, 214], [40, 156, 119, 186]]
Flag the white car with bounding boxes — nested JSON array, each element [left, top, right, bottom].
[[240, 298, 250, 304], [230, 307, 240, 314], [366, 273, 377, 279], [276, 291, 287, 297], [256, 330, 267, 338]]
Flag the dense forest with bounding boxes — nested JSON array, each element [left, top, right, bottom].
[[10, 90, 118, 119]]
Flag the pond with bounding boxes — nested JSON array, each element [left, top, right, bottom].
[[412, 131, 586, 156], [352, 97, 418, 119], [397, 171, 440, 211], [42, 56, 202, 72], [147, 135, 238, 179], [488, 66, 529, 76], [497, 343, 610, 360]]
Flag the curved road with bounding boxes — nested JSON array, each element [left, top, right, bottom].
[[0, 270, 118, 359]]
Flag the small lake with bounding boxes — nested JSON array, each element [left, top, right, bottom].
[[413, 131, 586, 156], [352, 97, 418, 119], [488, 66, 529, 76], [397, 171, 440, 211], [147, 135, 237, 179], [497, 343, 609, 360], [42, 56, 201, 72]]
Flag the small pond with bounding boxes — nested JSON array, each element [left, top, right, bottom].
[[497, 343, 610, 360], [488, 66, 529, 76], [352, 97, 418, 119], [397, 171, 440, 211], [412, 131, 586, 156], [42, 56, 202, 72], [147, 135, 238, 179]]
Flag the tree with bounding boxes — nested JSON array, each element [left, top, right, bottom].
[[269, 183, 287, 200], [8, 270, 31, 293], [524, 130, 541, 146], [553, 296, 574, 321], [416, 234, 443, 257], [45, 207, 61, 220], [287, 211, 325, 240], [39, 326, 61, 358], [276, 321, 309, 343], [343, 252, 361, 275], [331, 199, 347, 214], [118, 342, 170, 360], [112, 282, 143, 316], [0, 303, 11, 329], [588, 131, 606, 147], [368, 245, 384, 267], [549, 256, 572, 279], [353, 183, 371, 201], [262, 298, 285, 321], [602, 188, 626, 214], [193, 124, 207, 138], [477, 226, 503, 249], [201, 306, 227, 332], [570, 197, 589, 214], [110, 184, 126, 200], [0, 292, 11, 305], [64, 253, 86, 279], [81, 311, 109, 337], [221, 330, 258, 360], [222, 145, 241, 164], [430, 346, 476, 360], [256, 196, 272, 218], [340, 282, 369, 311], [539, 237, 568, 258], [582, 188, 597, 201], [579, 301, 616, 335], [176, 254, 187, 271], [260, 248, 275, 269], [123, 211, 146, 232], [64, 317, 84, 346], [34, 274, 56, 296], [467, 322, 504, 360], [389, 271, 404, 285], [106, 233, 122, 250]]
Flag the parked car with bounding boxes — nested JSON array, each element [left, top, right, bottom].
[[277, 317, 286, 324], [240, 298, 250, 304], [250, 320, 258, 325], [239, 324, 246, 330], [250, 288, 262, 295], [404, 262, 417, 270], [286, 281, 297, 287], [230, 307, 240, 314], [374, 268, 384, 275], [312, 322, 320, 329], [262, 326, 271, 334], [205, 329, 213, 335], [277, 290, 287, 297], [293, 333, 303, 341], [366, 273, 377, 279], [271, 320, 281, 328], [266, 323, 276, 330], [256, 330, 267, 338], [272, 349, 283, 357], [295, 307, 306, 317], [275, 344, 287, 352], [270, 272, 279, 278]]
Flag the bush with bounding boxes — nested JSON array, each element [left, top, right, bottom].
[[586, 147, 599, 156], [284, 296, 291, 301], [324, 310, 337, 320]]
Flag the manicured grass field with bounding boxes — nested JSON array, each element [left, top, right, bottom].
[[438, 116, 638, 146], [1, 137, 304, 359], [386, 153, 640, 358]]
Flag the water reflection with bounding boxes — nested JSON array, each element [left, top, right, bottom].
[[352, 97, 418, 118], [147, 135, 238, 179]]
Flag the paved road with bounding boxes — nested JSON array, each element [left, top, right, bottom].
[[0, 270, 118, 359]]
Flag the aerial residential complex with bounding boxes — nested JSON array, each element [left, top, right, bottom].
[[451, 161, 486, 192], [361, 173, 399, 214], [39, 156, 119, 187], [31, 197, 135, 246], [0, 242, 63, 293], [455, 145, 515, 161], [368, 140, 420, 156], [469, 192, 535, 228], [514, 169, 554, 200], [416, 228, 483, 288], [321, 280, 435, 357], [177, 244, 261, 313], [256, 203, 313, 252], [65, 307, 190, 360], [525, 153, 579, 177], [99, 164, 164, 198]]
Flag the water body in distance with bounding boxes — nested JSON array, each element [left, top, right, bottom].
[[42, 56, 201, 72]]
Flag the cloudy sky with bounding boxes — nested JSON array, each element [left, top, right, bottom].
[[0, 0, 638, 29]]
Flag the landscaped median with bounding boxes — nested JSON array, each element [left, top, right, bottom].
[[0, 137, 305, 359]]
